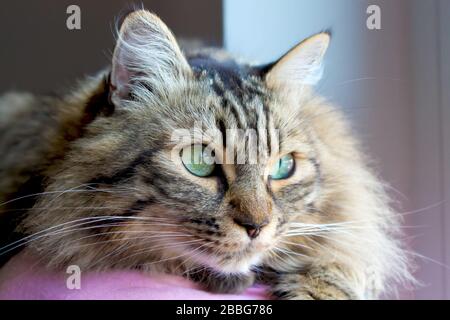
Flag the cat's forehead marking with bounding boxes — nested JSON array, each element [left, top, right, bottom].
[[186, 53, 278, 160], [187, 54, 265, 99]]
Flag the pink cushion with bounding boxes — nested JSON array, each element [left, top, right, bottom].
[[0, 251, 271, 300]]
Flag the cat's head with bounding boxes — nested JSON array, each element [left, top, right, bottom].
[[24, 10, 338, 275]]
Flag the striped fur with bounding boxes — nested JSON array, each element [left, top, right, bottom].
[[0, 10, 413, 299]]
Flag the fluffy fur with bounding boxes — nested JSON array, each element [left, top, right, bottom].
[[0, 10, 413, 299]]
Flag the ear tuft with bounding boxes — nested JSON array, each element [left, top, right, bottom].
[[110, 10, 191, 106], [265, 32, 331, 89]]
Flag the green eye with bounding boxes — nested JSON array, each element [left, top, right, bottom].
[[181, 145, 215, 177], [269, 154, 295, 180]]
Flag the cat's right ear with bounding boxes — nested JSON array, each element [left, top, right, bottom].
[[110, 10, 191, 106]]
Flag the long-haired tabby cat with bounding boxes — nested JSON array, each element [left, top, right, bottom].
[[0, 10, 412, 299]]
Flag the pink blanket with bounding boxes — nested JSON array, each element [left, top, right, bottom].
[[0, 251, 270, 300]]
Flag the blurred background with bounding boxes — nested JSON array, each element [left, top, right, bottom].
[[0, 0, 449, 299]]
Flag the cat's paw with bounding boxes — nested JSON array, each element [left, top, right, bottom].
[[191, 269, 255, 294], [270, 273, 356, 300]]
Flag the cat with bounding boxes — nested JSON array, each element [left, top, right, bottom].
[[0, 10, 413, 299]]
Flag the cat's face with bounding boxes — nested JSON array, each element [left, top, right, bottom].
[[23, 10, 331, 275], [85, 77, 320, 274]]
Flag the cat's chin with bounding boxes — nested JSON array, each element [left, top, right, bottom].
[[196, 269, 256, 294], [191, 250, 264, 275]]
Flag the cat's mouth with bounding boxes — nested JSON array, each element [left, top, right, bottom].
[[179, 236, 271, 274]]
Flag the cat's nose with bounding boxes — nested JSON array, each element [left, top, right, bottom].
[[233, 217, 269, 239]]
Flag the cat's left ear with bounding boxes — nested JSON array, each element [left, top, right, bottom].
[[264, 32, 330, 89], [110, 10, 191, 106]]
